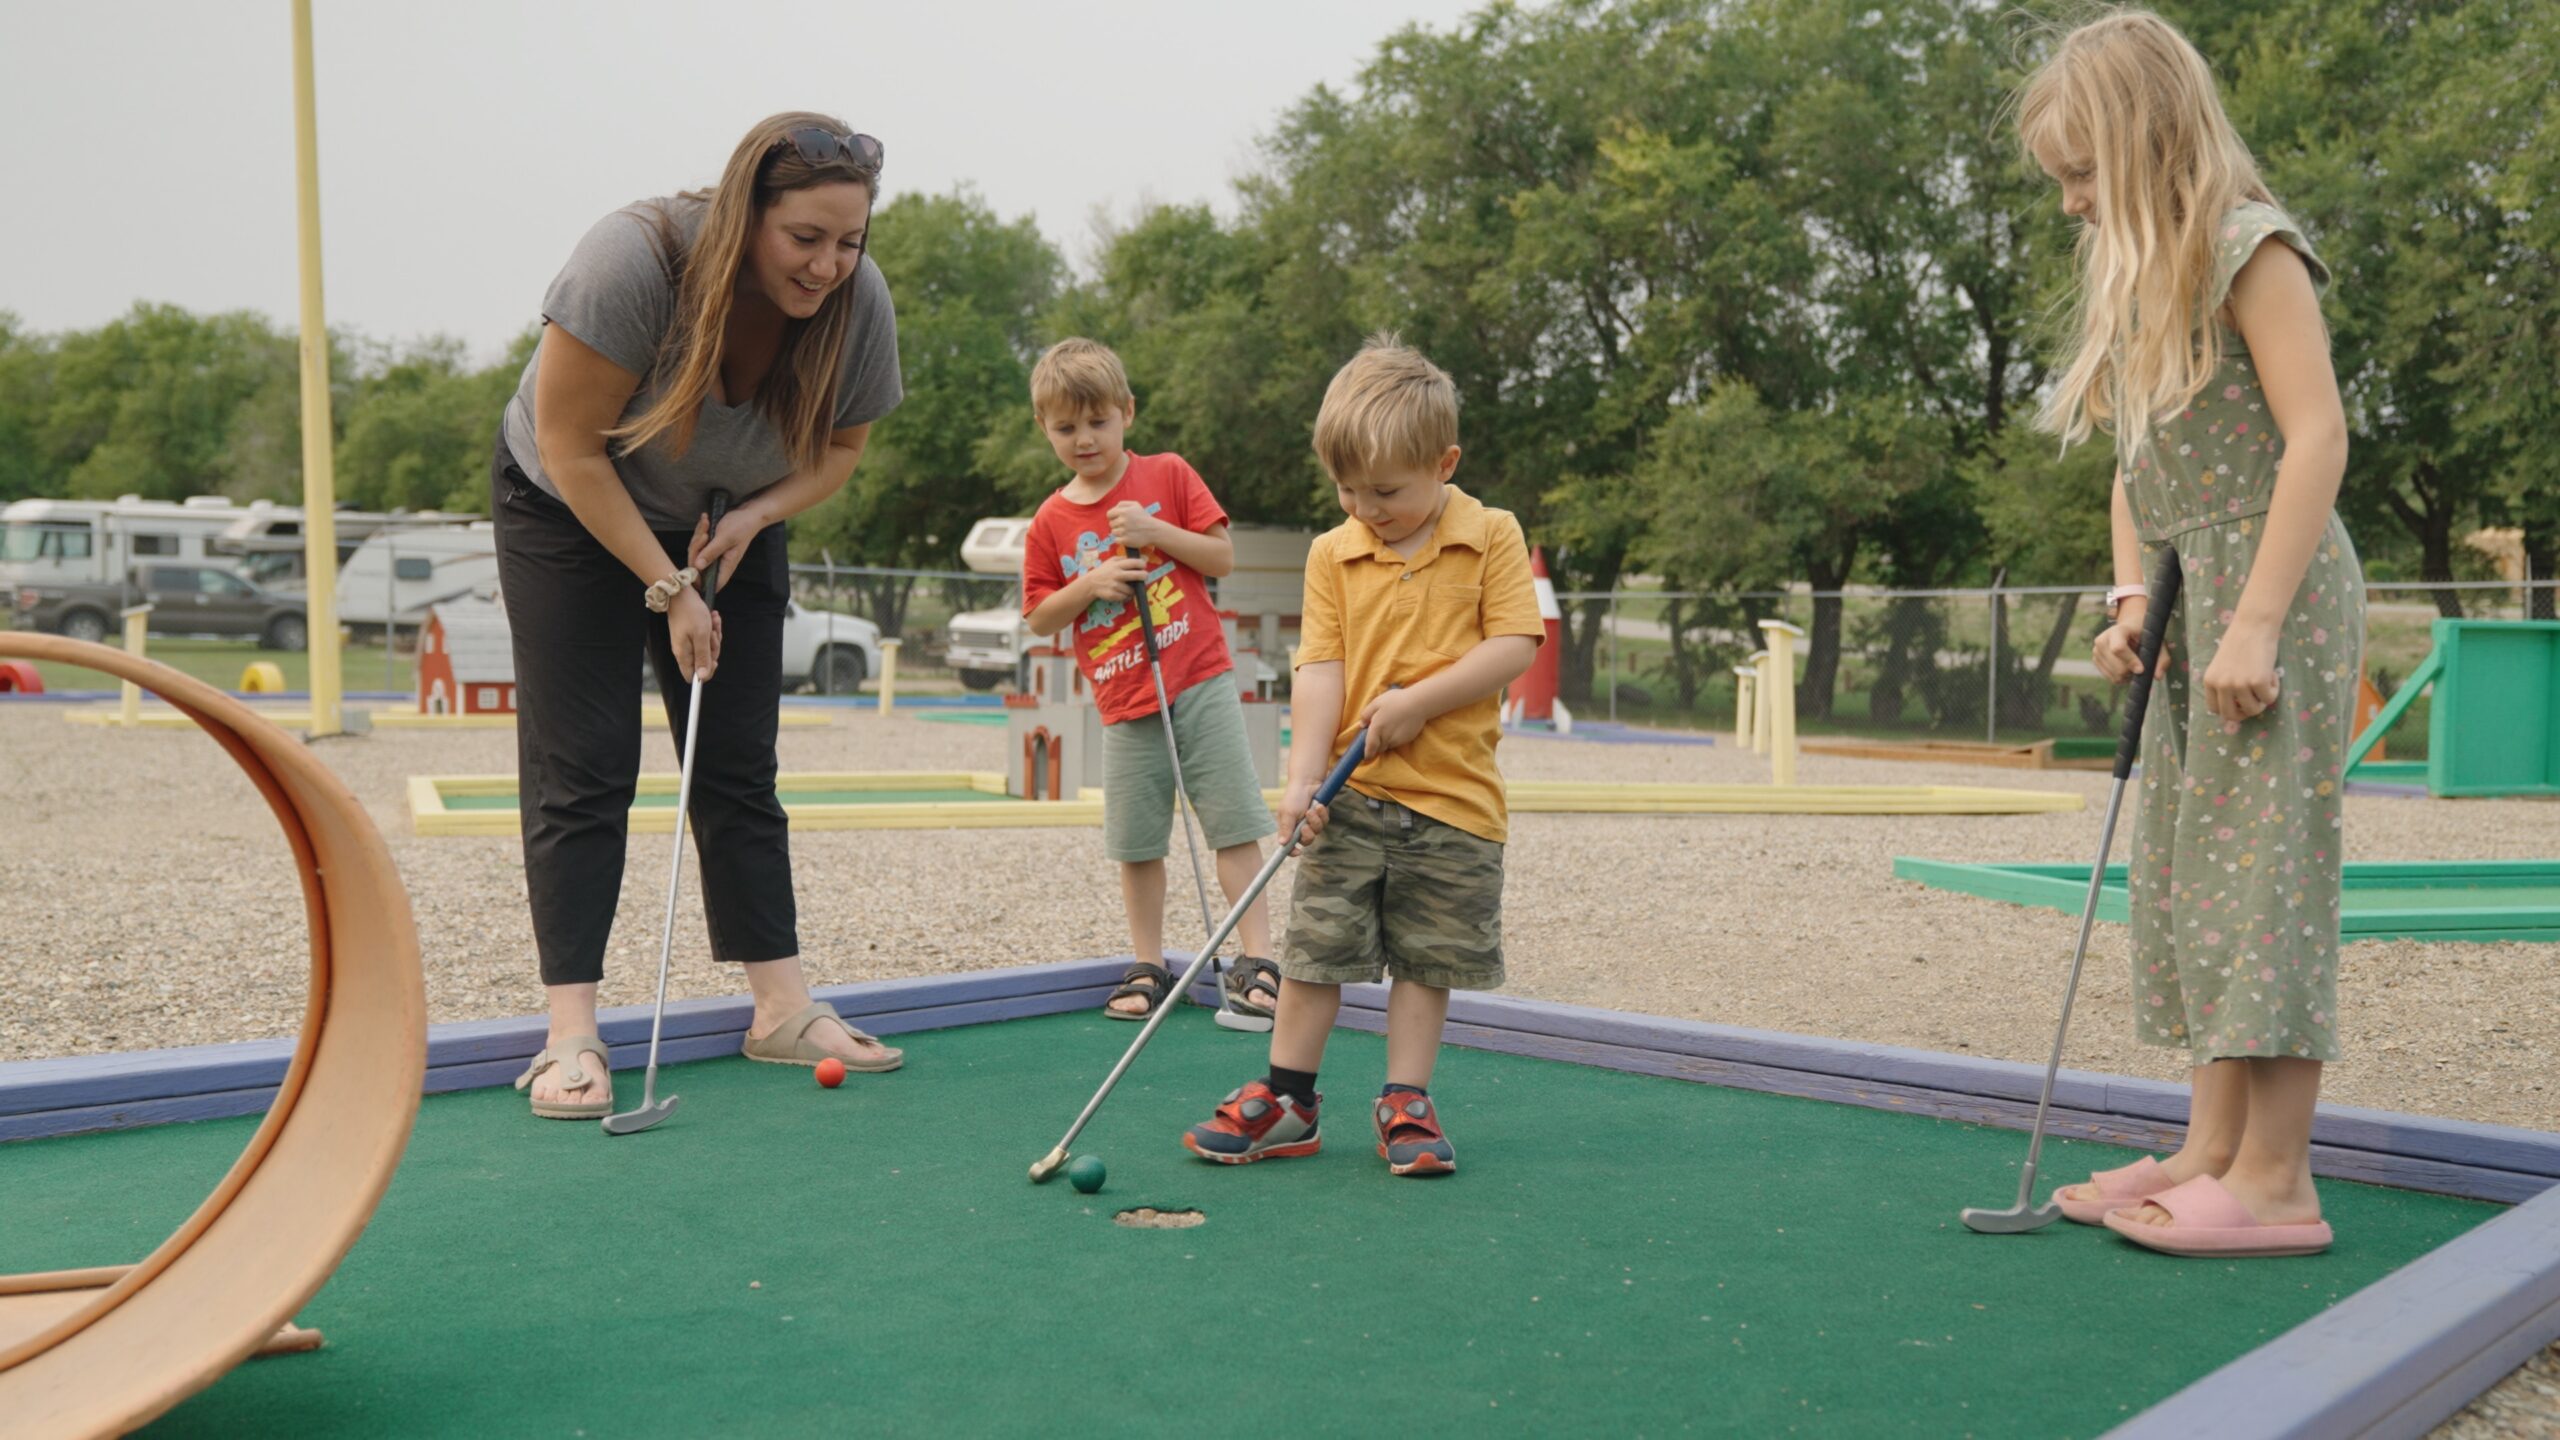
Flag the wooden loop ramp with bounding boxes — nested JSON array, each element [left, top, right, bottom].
[[0, 634, 425, 1437]]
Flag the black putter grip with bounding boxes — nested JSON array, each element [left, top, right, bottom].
[[701, 489, 732, 606], [2112, 546, 2185, 780], [1134, 579, 1165, 680]]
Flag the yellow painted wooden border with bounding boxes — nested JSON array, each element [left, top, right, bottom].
[[73, 707, 830, 731], [411, 770, 2078, 836], [412, 771, 1104, 836]]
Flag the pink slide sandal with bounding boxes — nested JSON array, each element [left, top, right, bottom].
[[2103, 1175, 2334, 1257], [2055, 1156, 2178, 1225]]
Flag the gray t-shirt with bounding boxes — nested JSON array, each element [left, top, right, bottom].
[[501, 195, 902, 530]]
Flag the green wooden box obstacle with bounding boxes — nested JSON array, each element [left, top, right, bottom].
[[1892, 858, 2560, 943], [2347, 619, 2560, 798]]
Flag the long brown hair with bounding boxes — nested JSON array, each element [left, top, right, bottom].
[[610, 110, 881, 469], [2014, 9, 2279, 447]]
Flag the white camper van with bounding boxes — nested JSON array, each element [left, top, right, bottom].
[[945, 517, 1038, 691], [0, 495, 260, 591]]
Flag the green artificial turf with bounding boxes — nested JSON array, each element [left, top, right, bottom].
[[1, 1012, 2500, 1438]]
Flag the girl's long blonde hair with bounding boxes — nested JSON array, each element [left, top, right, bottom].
[[2015, 8, 2274, 446], [611, 110, 880, 470]]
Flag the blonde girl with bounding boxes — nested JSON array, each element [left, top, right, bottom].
[[2019, 9, 2364, 1256]]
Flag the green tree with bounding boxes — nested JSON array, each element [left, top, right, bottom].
[[0, 313, 56, 506], [337, 329, 537, 513], [796, 188, 1064, 636], [38, 304, 313, 502], [2221, 0, 2551, 616]]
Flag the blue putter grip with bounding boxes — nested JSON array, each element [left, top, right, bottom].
[[2113, 547, 2184, 780], [702, 489, 733, 605], [1311, 730, 1368, 809]]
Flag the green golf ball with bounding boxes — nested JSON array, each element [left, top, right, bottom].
[[1067, 1155, 1106, 1194]]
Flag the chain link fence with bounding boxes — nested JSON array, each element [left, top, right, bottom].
[[788, 558, 1012, 681], [1566, 579, 2560, 754]]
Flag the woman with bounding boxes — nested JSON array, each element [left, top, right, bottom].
[[495, 111, 904, 1119]]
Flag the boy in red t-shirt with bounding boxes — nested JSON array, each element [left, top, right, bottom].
[[1021, 339, 1281, 1021]]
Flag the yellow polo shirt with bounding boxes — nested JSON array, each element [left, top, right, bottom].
[[1295, 485, 1545, 842]]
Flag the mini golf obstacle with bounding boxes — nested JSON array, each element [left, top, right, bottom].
[[1893, 857, 2560, 943], [0, 633, 427, 1436], [1722, 619, 2088, 814], [1799, 736, 2117, 771], [2348, 619, 2560, 798]]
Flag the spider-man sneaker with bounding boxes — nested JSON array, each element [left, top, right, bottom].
[[1182, 1080, 1321, 1164]]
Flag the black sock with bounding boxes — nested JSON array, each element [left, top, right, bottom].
[[1268, 1066, 1319, 1105], [1382, 1082, 1428, 1098]]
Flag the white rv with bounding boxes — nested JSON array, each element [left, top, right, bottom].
[[215, 506, 481, 590], [0, 495, 259, 590], [334, 525, 503, 635]]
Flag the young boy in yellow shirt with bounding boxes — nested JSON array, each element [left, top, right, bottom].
[[1183, 335, 1543, 1176]]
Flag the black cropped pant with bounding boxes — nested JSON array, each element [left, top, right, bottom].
[[490, 440, 798, 986]]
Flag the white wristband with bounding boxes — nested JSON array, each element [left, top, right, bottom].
[[2104, 583, 2148, 617]]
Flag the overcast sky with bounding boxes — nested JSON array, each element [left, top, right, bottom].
[[1, 1, 1484, 363]]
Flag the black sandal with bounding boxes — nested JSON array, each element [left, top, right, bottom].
[[1222, 957, 1282, 1019], [1105, 960, 1175, 1020]]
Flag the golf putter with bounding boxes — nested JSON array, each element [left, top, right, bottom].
[[1962, 545, 2182, 1229], [605, 488, 733, 1137], [1133, 597, 1272, 1033], [1032, 731, 1367, 1182]]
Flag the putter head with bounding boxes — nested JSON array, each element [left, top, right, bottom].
[[600, 1094, 680, 1136], [1213, 1009, 1275, 1034], [1959, 1200, 2062, 1234], [1030, 1146, 1069, 1184]]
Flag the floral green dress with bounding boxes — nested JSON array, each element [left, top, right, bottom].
[[2119, 202, 2366, 1065]]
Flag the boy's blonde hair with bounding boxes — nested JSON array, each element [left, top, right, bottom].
[[2014, 7, 2280, 447], [1312, 334, 1459, 482], [1029, 337, 1134, 420]]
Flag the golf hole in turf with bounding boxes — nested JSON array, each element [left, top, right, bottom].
[[1114, 1207, 1205, 1229]]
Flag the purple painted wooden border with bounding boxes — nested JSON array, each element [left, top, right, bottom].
[[1331, 988, 2560, 1201], [2103, 1184, 2560, 1440], [6, 956, 2558, 1436], [0, 955, 1221, 1143]]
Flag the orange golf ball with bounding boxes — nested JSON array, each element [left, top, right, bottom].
[[815, 1058, 846, 1088]]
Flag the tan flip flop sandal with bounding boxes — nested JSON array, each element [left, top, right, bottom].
[[741, 1001, 904, 1073], [515, 1035, 613, 1119]]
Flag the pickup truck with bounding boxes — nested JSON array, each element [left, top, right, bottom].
[[12, 564, 310, 650]]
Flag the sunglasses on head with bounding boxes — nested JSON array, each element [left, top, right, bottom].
[[772, 127, 885, 175]]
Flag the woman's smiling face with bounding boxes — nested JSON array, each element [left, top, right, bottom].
[[745, 182, 872, 319]]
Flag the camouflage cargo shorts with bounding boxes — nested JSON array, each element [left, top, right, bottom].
[[1279, 789, 1505, 991]]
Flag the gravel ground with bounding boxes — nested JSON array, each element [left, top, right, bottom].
[[1, 701, 2554, 1428]]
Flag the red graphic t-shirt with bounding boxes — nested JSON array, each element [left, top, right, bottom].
[[1021, 452, 1235, 724]]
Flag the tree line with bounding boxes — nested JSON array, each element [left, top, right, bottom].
[[3, 0, 2550, 707]]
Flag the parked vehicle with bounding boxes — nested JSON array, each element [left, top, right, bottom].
[[217, 506, 480, 590], [0, 496, 259, 592], [334, 525, 502, 636], [780, 599, 880, 694], [946, 517, 1036, 691], [943, 515, 1311, 692], [0, 495, 483, 600], [12, 564, 309, 649]]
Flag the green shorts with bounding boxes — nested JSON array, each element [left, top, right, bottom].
[[1280, 791, 1506, 991], [1101, 674, 1277, 863]]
